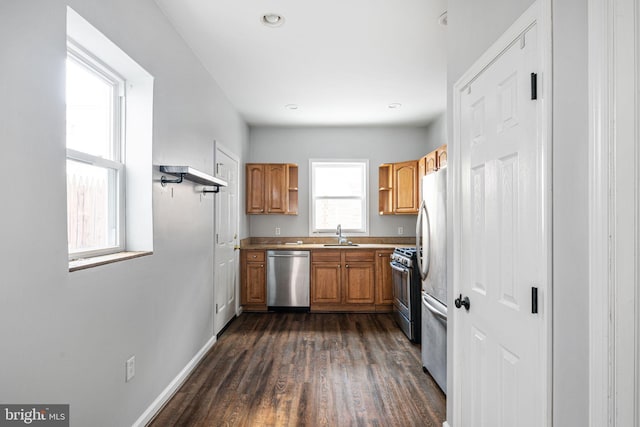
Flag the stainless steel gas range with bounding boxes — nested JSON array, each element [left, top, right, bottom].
[[390, 247, 422, 343]]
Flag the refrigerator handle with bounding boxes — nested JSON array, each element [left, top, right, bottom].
[[417, 200, 431, 281], [416, 200, 425, 275]]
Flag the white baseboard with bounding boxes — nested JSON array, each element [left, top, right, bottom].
[[132, 335, 217, 427]]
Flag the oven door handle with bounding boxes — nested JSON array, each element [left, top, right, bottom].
[[390, 263, 409, 275], [423, 293, 447, 321]]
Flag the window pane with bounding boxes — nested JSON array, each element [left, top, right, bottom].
[[314, 164, 364, 197], [67, 160, 117, 253], [314, 199, 363, 231], [66, 57, 114, 159]]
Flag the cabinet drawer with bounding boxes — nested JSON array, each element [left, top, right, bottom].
[[344, 250, 375, 263], [311, 250, 341, 262], [245, 250, 265, 262]]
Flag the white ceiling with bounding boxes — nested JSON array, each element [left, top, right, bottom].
[[154, 0, 447, 127]]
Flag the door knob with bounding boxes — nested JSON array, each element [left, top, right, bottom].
[[454, 294, 470, 311]]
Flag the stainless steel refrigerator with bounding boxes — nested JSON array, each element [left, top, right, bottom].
[[416, 167, 447, 393]]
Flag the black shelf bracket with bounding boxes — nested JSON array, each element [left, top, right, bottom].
[[202, 186, 221, 194], [161, 174, 185, 187]]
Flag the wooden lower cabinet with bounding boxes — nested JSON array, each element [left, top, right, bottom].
[[241, 250, 267, 311], [311, 263, 342, 304], [241, 247, 394, 313], [310, 249, 391, 312], [375, 249, 394, 309]]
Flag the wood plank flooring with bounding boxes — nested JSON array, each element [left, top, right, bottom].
[[149, 313, 445, 426]]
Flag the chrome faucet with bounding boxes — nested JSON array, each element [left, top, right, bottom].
[[336, 224, 347, 244]]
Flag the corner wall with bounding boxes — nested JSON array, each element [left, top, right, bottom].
[[0, 1, 248, 425]]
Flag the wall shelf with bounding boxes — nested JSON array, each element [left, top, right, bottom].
[[160, 165, 228, 193]]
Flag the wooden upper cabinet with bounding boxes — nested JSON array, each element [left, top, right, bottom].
[[246, 164, 265, 213], [425, 151, 438, 175], [436, 144, 448, 169], [265, 163, 287, 213], [378, 164, 393, 215], [393, 160, 419, 214], [418, 155, 427, 178], [246, 163, 298, 214]]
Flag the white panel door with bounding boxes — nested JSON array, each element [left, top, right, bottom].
[[455, 19, 548, 427], [214, 146, 239, 334]]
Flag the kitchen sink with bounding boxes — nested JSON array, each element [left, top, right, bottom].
[[323, 243, 359, 247]]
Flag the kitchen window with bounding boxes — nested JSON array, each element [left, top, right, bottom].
[[310, 160, 368, 234], [66, 42, 125, 259]]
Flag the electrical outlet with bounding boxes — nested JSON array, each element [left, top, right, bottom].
[[125, 356, 135, 382], [398, 226, 404, 235], [275, 227, 281, 235]]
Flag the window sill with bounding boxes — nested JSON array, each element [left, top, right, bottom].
[[69, 251, 152, 272]]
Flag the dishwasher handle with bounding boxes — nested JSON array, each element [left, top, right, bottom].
[[268, 254, 309, 257]]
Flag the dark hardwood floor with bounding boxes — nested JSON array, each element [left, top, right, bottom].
[[149, 313, 445, 426]]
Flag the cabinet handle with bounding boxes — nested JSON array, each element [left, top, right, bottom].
[[260, 264, 264, 268], [338, 265, 341, 268], [346, 264, 349, 268]]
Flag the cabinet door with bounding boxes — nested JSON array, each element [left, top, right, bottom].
[[393, 160, 419, 214], [343, 262, 375, 304], [244, 262, 266, 304], [266, 164, 287, 213], [418, 155, 427, 178], [246, 164, 265, 214], [311, 263, 342, 304], [375, 250, 394, 305], [436, 144, 447, 169], [425, 151, 437, 175]]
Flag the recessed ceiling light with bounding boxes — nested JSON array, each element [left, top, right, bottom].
[[285, 104, 299, 110], [261, 13, 285, 28], [388, 103, 402, 109], [438, 11, 448, 27]]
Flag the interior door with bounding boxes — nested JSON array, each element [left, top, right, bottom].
[[454, 16, 548, 427], [214, 145, 239, 334]]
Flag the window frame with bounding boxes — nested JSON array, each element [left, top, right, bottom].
[[66, 40, 127, 260], [309, 159, 369, 236]]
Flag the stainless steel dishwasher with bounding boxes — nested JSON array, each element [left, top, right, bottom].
[[266, 250, 310, 310]]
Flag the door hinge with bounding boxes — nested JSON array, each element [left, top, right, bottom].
[[216, 234, 219, 244], [531, 73, 538, 100], [531, 286, 538, 314], [215, 304, 219, 314]]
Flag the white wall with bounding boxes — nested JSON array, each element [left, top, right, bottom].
[[248, 125, 443, 237], [447, 0, 589, 426], [551, 1, 589, 426], [0, 1, 248, 426]]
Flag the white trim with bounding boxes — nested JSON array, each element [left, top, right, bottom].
[[587, 0, 614, 426], [213, 141, 242, 332], [308, 159, 369, 236], [450, 1, 552, 426], [132, 335, 217, 427], [443, 422, 451, 427]]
